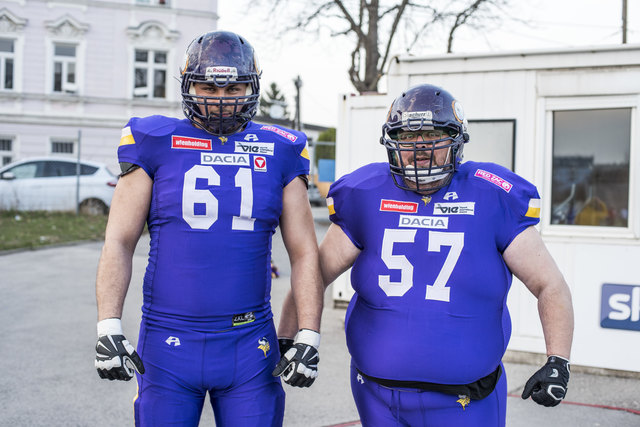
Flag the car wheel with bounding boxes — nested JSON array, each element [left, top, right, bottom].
[[79, 198, 108, 215]]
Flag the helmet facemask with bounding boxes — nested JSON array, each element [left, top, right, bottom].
[[380, 84, 468, 194], [180, 32, 262, 136]]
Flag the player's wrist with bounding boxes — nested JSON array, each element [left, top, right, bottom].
[[97, 318, 123, 337], [294, 329, 320, 349], [547, 355, 570, 364]]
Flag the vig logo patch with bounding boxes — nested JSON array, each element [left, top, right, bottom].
[[600, 283, 640, 332]]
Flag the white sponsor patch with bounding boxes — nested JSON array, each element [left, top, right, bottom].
[[433, 202, 475, 215], [205, 66, 238, 80], [235, 141, 275, 156], [399, 215, 448, 229], [201, 152, 250, 166], [402, 111, 433, 122]]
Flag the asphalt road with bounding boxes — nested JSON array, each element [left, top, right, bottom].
[[1, 211, 639, 426]]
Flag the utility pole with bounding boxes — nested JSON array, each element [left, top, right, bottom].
[[294, 75, 302, 131], [622, 0, 628, 44]]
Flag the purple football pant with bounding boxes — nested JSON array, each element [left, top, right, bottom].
[[134, 318, 285, 427], [350, 362, 507, 427]]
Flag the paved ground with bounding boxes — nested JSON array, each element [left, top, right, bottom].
[[1, 209, 639, 426]]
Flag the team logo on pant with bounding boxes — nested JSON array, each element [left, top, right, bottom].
[[165, 336, 181, 346], [258, 337, 271, 357], [456, 395, 470, 410]]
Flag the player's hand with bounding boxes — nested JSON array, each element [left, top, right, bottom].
[[522, 355, 570, 407], [272, 329, 320, 387], [95, 318, 145, 381], [278, 338, 294, 357]]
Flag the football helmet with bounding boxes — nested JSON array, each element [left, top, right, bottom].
[[180, 31, 261, 135], [380, 84, 469, 193]]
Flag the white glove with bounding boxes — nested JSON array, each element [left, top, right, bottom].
[[95, 318, 144, 381], [272, 329, 320, 387]]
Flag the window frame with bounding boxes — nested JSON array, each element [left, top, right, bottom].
[[50, 139, 76, 155], [132, 48, 168, 99], [46, 39, 85, 95], [0, 37, 15, 91], [0, 135, 14, 166], [540, 95, 638, 239]]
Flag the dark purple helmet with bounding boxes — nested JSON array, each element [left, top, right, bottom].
[[180, 31, 261, 135], [380, 84, 469, 193]]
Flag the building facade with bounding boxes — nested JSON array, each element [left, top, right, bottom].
[[0, 0, 218, 173]]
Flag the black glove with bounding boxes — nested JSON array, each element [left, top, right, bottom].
[[95, 319, 145, 381], [272, 329, 320, 387], [522, 355, 570, 407], [278, 338, 294, 357]]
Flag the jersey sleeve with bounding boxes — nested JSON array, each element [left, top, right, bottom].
[[326, 173, 364, 250], [492, 168, 541, 252], [117, 117, 155, 179], [282, 133, 310, 186]]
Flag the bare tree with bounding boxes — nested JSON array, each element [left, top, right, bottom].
[[256, 0, 512, 93]]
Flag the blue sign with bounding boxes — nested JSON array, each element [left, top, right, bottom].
[[600, 283, 640, 332]]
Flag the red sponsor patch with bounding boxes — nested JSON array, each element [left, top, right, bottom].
[[474, 169, 512, 192], [380, 199, 419, 213], [260, 125, 298, 142], [171, 135, 212, 150], [254, 156, 266, 171]]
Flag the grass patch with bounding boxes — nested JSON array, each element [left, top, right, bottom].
[[0, 210, 108, 252]]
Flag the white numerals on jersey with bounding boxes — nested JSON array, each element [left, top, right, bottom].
[[182, 165, 255, 230], [379, 229, 416, 296], [183, 165, 219, 230], [425, 231, 464, 302], [378, 229, 464, 302]]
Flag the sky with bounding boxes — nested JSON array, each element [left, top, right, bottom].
[[218, 0, 640, 128]]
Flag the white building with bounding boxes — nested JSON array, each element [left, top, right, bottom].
[[334, 44, 640, 373], [0, 0, 218, 173]]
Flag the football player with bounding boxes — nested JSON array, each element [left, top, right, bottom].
[[95, 31, 323, 426], [278, 84, 573, 426]]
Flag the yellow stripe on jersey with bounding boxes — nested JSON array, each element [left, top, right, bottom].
[[525, 198, 541, 218], [326, 197, 335, 215], [300, 147, 310, 160], [119, 126, 135, 146]]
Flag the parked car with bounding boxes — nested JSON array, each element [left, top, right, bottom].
[[0, 157, 117, 214]]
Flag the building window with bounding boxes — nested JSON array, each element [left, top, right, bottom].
[[53, 43, 77, 93], [134, 49, 167, 98], [0, 137, 13, 165], [550, 108, 630, 227], [465, 120, 515, 171], [0, 38, 14, 90], [51, 140, 75, 154]]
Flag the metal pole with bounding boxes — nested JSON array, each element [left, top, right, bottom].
[[75, 129, 81, 215], [622, 0, 628, 44]]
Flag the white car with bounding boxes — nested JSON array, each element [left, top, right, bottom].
[[0, 157, 117, 214]]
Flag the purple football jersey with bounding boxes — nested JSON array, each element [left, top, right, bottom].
[[118, 116, 309, 328], [328, 161, 540, 384]]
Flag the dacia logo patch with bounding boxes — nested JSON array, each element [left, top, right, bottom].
[[201, 152, 250, 166], [398, 215, 448, 229], [258, 337, 270, 357]]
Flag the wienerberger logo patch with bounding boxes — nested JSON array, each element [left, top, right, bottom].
[[172, 135, 212, 151], [380, 199, 419, 213], [474, 169, 512, 192], [260, 125, 298, 142]]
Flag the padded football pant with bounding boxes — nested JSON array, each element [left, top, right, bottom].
[[350, 362, 507, 427], [134, 318, 285, 427]]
